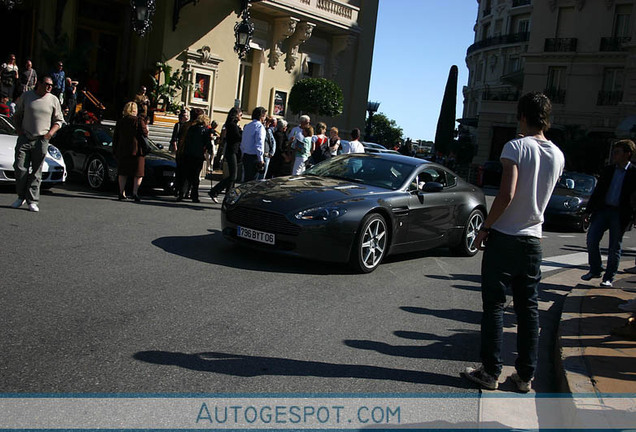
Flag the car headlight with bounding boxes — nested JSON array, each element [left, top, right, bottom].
[[295, 206, 346, 221], [225, 187, 242, 206], [563, 197, 582, 209], [47, 145, 62, 160]]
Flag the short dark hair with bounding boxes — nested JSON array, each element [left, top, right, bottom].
[[251, 106, 267, 120], [351, 128, 361, 140], [614, 139, 636, 157], [517, 92, 551, 131]]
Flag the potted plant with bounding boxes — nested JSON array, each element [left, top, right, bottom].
[[149, 61, 191, 115]]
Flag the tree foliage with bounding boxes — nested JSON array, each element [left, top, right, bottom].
[[368, 113, 403, 147], [149, 61, 191, 114], [288, 78, 344, 117], [434, 65, 458, 155]]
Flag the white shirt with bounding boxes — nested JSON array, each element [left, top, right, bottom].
[[342, 139, 364, 154], [240, 120, 266, 162], [492, 136, 565, 237]]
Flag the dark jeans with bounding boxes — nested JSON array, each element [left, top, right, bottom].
[[181, 155, 204, 200], [242, 153, 260, 182], [210, 153, 237, 197], [586, 207, 624, 281], [175, 154, 190, 197], [481, 230, 542, 381]]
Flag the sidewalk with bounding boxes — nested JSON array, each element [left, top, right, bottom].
[[558, 264, 636, 395]]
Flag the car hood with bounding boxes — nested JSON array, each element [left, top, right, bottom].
[[233, 175, 394, 213], [146, 150, 175, 162], [547, 188, 589, 209]]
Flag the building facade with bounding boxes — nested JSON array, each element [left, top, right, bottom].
[[463, 0, 636, 173], [1, 0, 378, 131]]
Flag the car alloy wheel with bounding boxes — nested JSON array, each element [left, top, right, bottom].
[[454, 209, 484, 257], [352, 213, 388, 273], [87, 157, 107, 190]]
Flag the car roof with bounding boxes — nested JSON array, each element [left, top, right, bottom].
[[342, 152, 431, 167]]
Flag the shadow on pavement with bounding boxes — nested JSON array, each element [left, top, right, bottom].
[[152, 230, 350, 275], [133, 350, 470, 387]]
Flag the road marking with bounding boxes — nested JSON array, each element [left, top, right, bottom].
[[541, 252, 589, 273]]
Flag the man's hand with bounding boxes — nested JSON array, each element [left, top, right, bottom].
[[476, 229, 489, 251], [43, 132, 52, 141], [257, 160, 265, 172]]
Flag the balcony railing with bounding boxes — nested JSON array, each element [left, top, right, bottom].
[[467, 32, 530, 54], [597, 90, 623, 106], [512, 0, 531, 6], [482, 89, 520, 102], [544, 38, 577, 52], [544, 88, 566, 104], [316, 0, 353, 20], [600, 36, 632, 52]]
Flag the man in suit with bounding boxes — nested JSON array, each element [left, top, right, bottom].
[[582, 139, 636, 287]]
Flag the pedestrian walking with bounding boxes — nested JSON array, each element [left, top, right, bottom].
[[112, 101, 148, 202], [18, 59, 37, 96], [50, 61, 65, 103], [208, 107, 242, 203], [10, 75, 65, 212], [291, 125, 313, 175], [240, 106, 267, 182], [175, 108, 204, 201], [169, 110, 188, 153], [462, 92, 565, 392], [581, 139, 636, 287], [267, 119, 288, 178], [180, 113, 213, 203], [1, 54, 19, 101], [257, 116, 276, 180], [63, 77, 78, 123]]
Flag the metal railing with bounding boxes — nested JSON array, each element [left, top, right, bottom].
[[467, 32, 530, 54], [544, 88, 566, 104], [600, 36, 632, 51], [597, 90, 623, 106], [544, 38, 577, 52]]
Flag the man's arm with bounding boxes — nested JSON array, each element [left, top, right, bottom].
[[476, 158, 518, 250], [45, 97, 65, 140], [255, 123, 265, 162]]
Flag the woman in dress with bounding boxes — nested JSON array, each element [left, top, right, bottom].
[[112, 101, 148, 202], [208, 107, 242, 203]]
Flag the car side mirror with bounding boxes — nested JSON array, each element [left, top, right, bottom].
[[419, 182, 443, 194]]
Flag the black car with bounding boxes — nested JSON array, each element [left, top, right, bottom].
[[544, 172, 597, 232], [51, 123, 176, 192], [221, 153, 487, 273]]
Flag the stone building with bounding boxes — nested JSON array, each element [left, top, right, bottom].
[[2, 0, 378, 131], [463, 0, 635, 173]]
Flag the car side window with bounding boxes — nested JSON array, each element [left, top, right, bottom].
[[72, 128, 90, 145]]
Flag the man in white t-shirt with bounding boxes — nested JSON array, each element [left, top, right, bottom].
[[341, 128, 364, 154], [462, 92, 565, 393], [287, 114, 310, 150]]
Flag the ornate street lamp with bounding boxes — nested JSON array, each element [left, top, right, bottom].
[[234, 5, 255, 60], [365, 101, 381, 141], [131, 0, 156, 36], [0, 0, 22, 9]]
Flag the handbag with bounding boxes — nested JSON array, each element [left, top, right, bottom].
[[137, 129, 151, 156]]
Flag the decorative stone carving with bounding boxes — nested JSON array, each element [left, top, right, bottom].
[[329, 35, 356, 78], [269, 17, 299, 69], [285, 22, 316, 73]]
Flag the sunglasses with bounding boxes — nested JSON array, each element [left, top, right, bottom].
[[44, 83, 53, 87]]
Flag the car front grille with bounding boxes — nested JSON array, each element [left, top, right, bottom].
[[226, 206, 301, 236]]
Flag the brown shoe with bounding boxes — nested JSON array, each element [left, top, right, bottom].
[[611, 317, 636, 340]]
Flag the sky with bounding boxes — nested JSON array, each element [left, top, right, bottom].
[[368, 0, 479, 142]]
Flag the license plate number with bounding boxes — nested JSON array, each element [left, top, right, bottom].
[[237, 226, 275, 245]]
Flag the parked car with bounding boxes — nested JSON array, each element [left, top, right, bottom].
[[50, 123, 176, 192], [362, 142, 400, 155], [221, 153, 487, 273], [544, 172, 597, 232], [0, 114, 67, 188]]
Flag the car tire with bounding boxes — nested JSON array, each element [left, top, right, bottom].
[[350, 213, 388, 273], [86, 156, 108, 190], [579, 213, 591, 233], [453, 208, 484, 257]]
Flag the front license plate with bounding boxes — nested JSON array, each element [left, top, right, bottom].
[[163, 171, 175, 177], [237, 226, 275, 245]]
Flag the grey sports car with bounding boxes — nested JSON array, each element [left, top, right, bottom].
[[221, 153, 487, 273]]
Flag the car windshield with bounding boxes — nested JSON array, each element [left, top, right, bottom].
[[556, 173, 595, 194], [305, 155, 416, 190], [94, 128, 113, 147]]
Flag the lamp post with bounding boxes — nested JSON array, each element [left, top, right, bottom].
[[365, 101, 380, 142], [131, 0, 156, 36]]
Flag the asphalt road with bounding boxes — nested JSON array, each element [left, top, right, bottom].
[[1, 182, 634, 403]]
